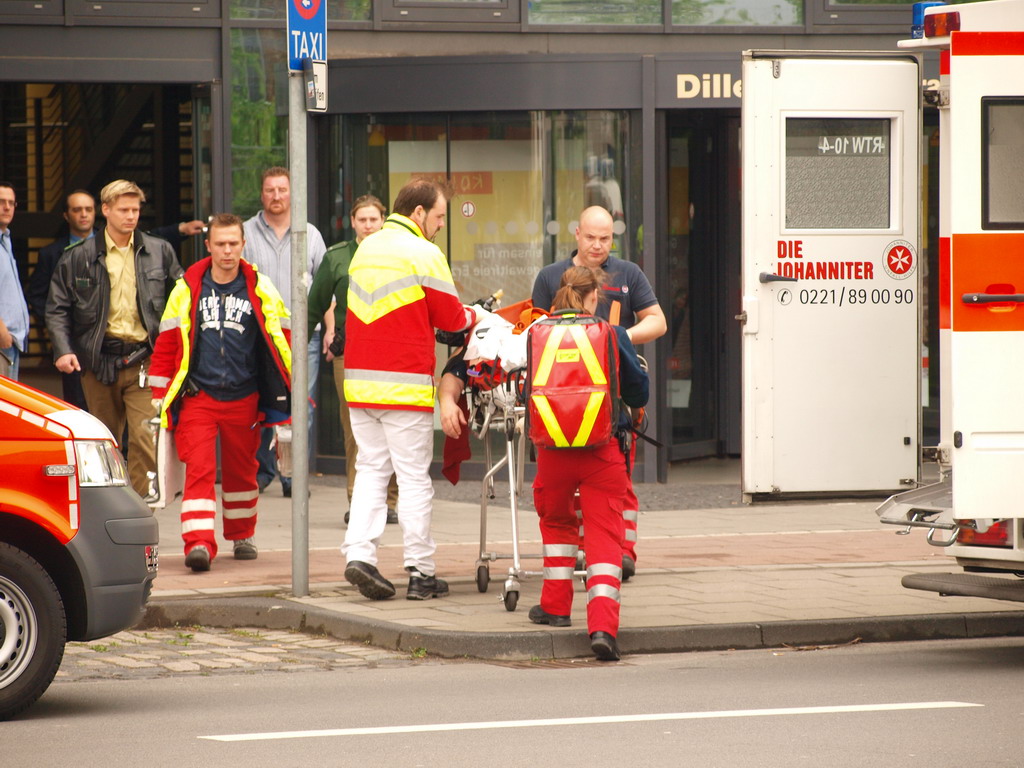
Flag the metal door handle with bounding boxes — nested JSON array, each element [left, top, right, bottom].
[[962, 293, 1024, 304], [759, 272, 798, 283]]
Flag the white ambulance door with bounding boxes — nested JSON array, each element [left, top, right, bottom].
[[947, 35, 1024, 520], [740, 52, 921, 497]]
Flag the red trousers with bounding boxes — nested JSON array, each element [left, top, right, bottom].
[[533, 440, 626, 637], [576, 440, 638, 562], [174, 391, 261, 559]]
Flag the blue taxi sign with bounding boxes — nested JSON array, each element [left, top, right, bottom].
[[287, 0, 326, 72]]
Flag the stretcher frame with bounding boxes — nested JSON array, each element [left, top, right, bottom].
[[467, 370, 542, 612]]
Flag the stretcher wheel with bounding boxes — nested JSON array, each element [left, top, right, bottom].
[[476, 565, 490, 593], [503, 589, 519, 612]]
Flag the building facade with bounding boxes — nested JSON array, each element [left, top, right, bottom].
[[0, 0, 942, 480]]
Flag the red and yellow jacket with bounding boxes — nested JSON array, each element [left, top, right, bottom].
[[148, 257, 292, 429], [344, 213, 472, 412]]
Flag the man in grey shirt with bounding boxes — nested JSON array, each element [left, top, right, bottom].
[[243, 165, 326, 497]]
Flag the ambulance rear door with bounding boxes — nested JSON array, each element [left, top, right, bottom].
[[740, 52, 921, 497], [945, 30, 1024, 520]]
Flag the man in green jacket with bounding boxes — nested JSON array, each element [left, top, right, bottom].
[[308, 194, 398, 524]]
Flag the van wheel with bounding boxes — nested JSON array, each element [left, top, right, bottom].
[[0, 542, 67, 721]]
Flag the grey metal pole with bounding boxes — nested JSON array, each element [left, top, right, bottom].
[[288, 69, 310, 597]]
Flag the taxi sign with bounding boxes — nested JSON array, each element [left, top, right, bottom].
[[287, 0, 326, 72]]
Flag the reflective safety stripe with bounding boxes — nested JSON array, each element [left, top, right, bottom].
[[543, 566, 575, 580], [223, 507, 257, 520], [148, 375, 171, 388], [532, 392, 606, 447], [543, 543, 579, 558], [348, 274, 460, 326], [532, 325, 607, 388], [574, 391, 607, 447], [345, 368, 434, 387], [587, 584, 621, 603], [159, 316, 181, 333], [222, 489, 259, 503], [181, 517, 215, 533], [624, 529, 637, 542], [587, 563, 622, 580], [623, 508, 639, 523], [344, 369, 436, 410], [182, 498, 216, 513], [532, 395, 569, 446]]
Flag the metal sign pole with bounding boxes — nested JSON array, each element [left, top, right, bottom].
[[288, 69, 310, 597]]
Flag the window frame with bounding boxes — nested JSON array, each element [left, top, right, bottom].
[[808, 0, 918, 31], [379, 0, 520, 25], [981, 96, 1024, 231]]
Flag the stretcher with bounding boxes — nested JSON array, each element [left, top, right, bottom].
[[454, 297, 547, 612], [467, 367, 539, 611]]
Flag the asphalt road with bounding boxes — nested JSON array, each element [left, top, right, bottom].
[[11, 630, 1024, 767]]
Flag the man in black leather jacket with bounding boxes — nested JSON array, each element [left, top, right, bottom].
[[45, 179, 183, 497]]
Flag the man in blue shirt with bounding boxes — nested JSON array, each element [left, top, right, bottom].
[[0, 182, 30, 380]]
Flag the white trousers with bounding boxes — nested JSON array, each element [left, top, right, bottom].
[[342, 407, 437, 575]]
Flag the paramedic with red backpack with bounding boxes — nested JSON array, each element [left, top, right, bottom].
[[532, 206, 666, 581], [527, 266, 649, 661]]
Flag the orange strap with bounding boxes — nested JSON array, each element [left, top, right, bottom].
[[608, 300, 621, 326]]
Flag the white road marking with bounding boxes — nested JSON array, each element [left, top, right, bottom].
[[201, 701, 981, 742]]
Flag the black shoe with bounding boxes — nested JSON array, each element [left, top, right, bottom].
[[528, 604, 571, 627], [344, 511, 350, 524], [386, 508, 399, 524], [282, 480, 292, 498], [621, 555, 636, 582], [345, 561, 396, 600], [185, 545, 211, 573], [590, 631, 621, 662], [257, 477, 271, 494], [406, 568, 449, 600]]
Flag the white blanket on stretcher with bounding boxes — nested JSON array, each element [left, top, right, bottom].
[[464, 308, 535, 372]]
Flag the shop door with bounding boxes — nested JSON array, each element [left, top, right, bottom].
[[740, 52, 921, 496], [665, 113, 742, 460]]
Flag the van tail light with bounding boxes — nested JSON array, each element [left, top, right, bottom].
[[925, 11, 961, 38], [957, 520, 1011, 547]]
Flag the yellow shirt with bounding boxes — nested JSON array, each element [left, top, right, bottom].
[[104, 230, 148, 342]]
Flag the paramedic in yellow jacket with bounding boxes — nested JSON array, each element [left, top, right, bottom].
[[149, 213, 292, 572], [342, 178, 476, 601]]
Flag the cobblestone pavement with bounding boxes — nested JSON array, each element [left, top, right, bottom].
[[55, 627, 412, 682]]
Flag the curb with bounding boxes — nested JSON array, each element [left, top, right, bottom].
[[139, 597, 1024, 661]]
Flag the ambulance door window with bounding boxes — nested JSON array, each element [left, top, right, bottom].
[[785, 118, 891, 229], [982, 98, 1024, 230]]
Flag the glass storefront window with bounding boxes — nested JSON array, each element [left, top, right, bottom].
[[529, 0, 661, 25], [673, 0, 802, 26], [322, 108, 636, 462], [229, 28, 288, 216], [549, 110, 634, 267], [231, 0, 371, 21]]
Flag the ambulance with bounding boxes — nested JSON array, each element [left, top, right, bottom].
[[0, 376, 158, 720], [741, 0, 1024, 602], [874, 0, 1024, 602]]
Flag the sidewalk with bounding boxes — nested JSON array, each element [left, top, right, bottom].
[[142, 459, 1024, 660]]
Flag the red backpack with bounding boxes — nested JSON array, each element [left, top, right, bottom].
[[525, 311, 619, 449]]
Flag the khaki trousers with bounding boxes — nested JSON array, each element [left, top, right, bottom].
[[81, 364, 157, 497]]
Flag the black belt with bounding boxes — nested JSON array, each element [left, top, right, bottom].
[[101, 337, 148, 356]]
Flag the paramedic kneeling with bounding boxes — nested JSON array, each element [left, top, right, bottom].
[[529, 266, 648, 661]]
